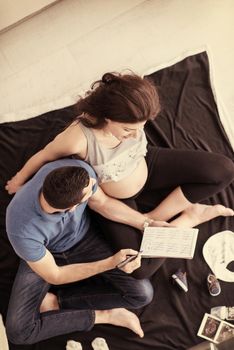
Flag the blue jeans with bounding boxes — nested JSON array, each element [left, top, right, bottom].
[[6, 224, 154, 345]]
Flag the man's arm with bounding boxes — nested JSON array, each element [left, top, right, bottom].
[[88, 187, 147, 230], [27, 247, 140, 285]]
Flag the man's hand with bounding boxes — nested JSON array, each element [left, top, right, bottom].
[[112, 249, 142, 274]]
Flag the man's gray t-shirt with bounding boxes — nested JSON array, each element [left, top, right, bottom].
[[6, 159, 97, 262]]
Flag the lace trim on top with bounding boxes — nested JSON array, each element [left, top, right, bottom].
[[79, 123, 148, 183], [93, 140, 147, 183]]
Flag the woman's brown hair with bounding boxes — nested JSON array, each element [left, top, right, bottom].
[[76, 72, 160, 129]]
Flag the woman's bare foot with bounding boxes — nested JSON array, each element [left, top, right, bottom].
[[40, 292, 59, 313], [95, 308, 144, 338], [171, 203, 234, 227]]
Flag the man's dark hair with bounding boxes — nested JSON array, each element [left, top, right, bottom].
[[42, 166, 90, 209]]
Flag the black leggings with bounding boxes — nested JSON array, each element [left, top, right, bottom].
[[145, 147, 234, 203], [94, 147, 234, 279]]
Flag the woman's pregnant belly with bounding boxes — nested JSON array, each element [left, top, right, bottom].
[[100, 158, 148, 199]]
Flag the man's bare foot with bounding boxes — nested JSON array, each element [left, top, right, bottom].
[[95, 308, 144, 338], [171, 203, 234, 227], [40, 292, 59, 313]]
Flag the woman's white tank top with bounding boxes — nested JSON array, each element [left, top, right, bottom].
[[79, 123, 148, 183]]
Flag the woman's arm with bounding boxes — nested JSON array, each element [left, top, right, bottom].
[[88, 186, 170, 230], [5, 123, 87, 194]]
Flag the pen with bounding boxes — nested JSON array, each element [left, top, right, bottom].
[[172, 273, 188, 292], [116, 250, 143, 269]]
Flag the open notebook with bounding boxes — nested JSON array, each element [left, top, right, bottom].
[[140, 227, 199, 259]]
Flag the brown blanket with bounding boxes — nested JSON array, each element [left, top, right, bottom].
[[0, 51, 233, 350]]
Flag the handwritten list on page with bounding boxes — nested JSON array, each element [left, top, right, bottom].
[[140, 227, 199, 259]]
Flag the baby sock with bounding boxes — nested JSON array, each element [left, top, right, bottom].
[[66, 340, 83, 350], [92, 337, 109, 350]]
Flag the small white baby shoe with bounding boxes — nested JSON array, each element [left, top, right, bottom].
[[66, 340, 83, 350], [92, 337, 109, 350]]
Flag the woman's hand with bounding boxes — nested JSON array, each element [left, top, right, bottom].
[[149, 220, 172, 227], [142, 214, 172, 229], [112, 249, 141, 274], [5, 173, 24, 194]]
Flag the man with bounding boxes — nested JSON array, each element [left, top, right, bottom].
[[6, 158, 154, 345]]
